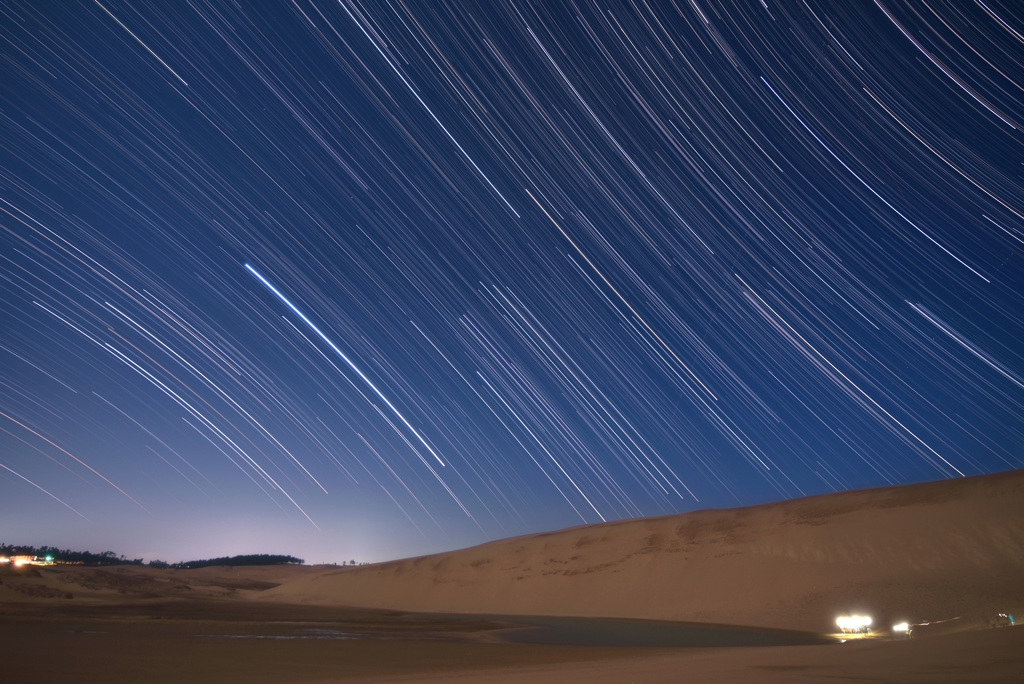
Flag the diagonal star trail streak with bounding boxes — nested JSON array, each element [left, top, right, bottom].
[[245, 263, 449, 470], [1, 0, 1021, 563]]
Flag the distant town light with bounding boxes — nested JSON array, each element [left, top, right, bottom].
[[6, 555, 55, 567]]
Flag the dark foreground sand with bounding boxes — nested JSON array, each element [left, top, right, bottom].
[[3, 469, 1022, 682], [2, 597, 1022, 683]]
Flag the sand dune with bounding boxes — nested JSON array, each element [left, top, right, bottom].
[[260, 469, 1024, 633], [4, 469, 1023, 682]]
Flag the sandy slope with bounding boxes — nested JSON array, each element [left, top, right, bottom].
[[3, 470, 1023, 682], [259, 469, 1024, 633]]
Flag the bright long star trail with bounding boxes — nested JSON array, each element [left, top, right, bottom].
[[2, 1, 1022, 564]]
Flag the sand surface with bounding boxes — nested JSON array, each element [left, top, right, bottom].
[[260, 468, 1024, 634], [3, 469, 1022, 682]]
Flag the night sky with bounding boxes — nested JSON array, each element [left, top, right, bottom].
[[2, 1, 1022, 565]]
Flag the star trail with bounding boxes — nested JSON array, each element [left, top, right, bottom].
[[2, 1, 1022, 563]]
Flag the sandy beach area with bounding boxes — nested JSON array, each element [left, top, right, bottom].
[[3, 469, 1022, 682]]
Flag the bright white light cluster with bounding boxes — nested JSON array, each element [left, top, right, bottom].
[[836, 615, 873, 632]]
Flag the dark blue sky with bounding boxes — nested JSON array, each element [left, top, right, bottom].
[[2, 1, 1022, 564]]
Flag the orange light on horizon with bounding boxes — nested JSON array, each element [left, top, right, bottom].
[[7, 555, 54, 567]]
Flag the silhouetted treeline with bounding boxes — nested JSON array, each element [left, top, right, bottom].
[[167, 552, 301, 569], [0, 544, 143, 566], [2, 545, 303, 568], [171, 554, 303, 569]]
